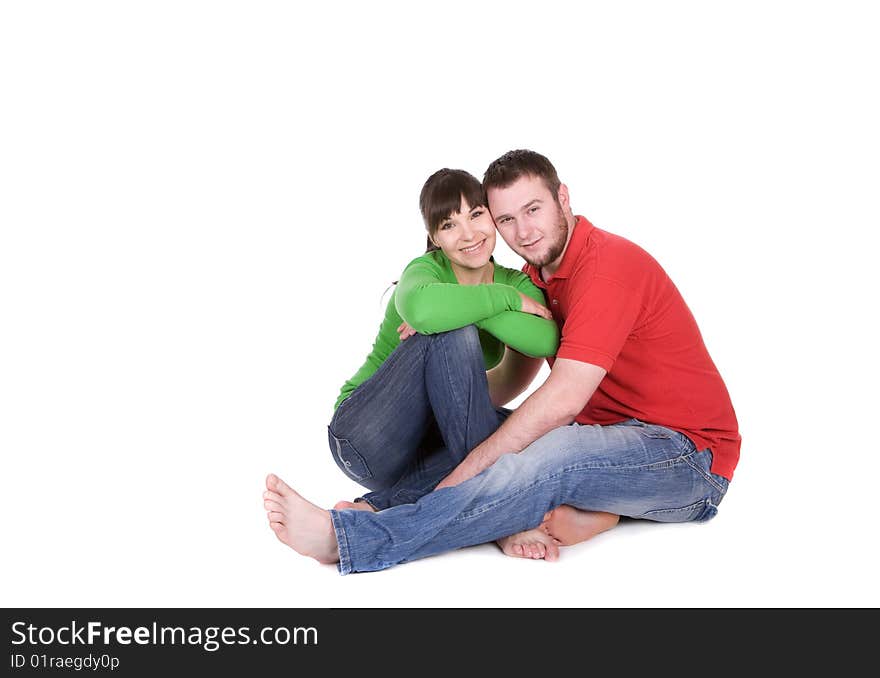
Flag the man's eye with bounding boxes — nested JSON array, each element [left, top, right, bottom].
[[528, 206, 539, 213]]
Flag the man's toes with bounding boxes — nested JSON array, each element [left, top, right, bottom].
[[269, 521, 286, 540], [266, 474, 294, 497], [267, 511, 285, 523], [264, 490, 284, 504], [264, 499, 283, 513]]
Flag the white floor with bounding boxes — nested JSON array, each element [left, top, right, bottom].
[[3, 390, 877, 609]]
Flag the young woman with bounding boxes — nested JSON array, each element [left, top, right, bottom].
[[326, 168, 558, 511]]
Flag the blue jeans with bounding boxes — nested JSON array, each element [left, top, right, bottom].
[[328, 326, 509, 510], [330, 419, 730, 574]]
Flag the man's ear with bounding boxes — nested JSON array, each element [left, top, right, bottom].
[[557, 183, 571, 212]]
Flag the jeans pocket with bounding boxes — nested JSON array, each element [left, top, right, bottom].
[[328, 429, 373, 482], [629, 419, 674, 439], [639, 497, 716, 523]]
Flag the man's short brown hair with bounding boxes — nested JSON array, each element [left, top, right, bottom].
[[482, 149, 561, 200]]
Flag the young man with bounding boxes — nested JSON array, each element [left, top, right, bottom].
[[263, 150, 740, 573]]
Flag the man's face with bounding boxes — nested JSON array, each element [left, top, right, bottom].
[[487, 174, 570, 270]]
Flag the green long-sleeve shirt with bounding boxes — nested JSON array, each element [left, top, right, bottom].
[[334, 250, 559, 409]]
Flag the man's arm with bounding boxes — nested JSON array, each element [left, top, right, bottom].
[[486, 347, 545, 408], [435, 358, 607, 489]]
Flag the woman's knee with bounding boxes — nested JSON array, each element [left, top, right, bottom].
[[430, 325, 481, 354]]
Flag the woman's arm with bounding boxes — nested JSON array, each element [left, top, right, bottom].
[[475, 312, 559, 357], [394, 257, 525, 334], [475, 267, 560, 357]]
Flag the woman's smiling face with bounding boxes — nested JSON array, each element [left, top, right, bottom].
[[430, 195, 496, 273]]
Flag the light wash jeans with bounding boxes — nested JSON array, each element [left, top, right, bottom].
[[328, 326, 509, 510], [330, 419, 730, 575]]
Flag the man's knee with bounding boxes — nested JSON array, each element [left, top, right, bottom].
[[480, 445, 560, 489]]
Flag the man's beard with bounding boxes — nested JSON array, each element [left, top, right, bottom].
[[520, 203, 569, 268]]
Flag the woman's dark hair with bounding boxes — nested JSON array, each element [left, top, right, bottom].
[[419, 168, 486, 252]]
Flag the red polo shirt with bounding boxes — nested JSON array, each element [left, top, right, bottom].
[[524, 216, 741, 480]]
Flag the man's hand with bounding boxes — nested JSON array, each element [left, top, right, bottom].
[[435, 464, 477, 491], [397, 321, 417, 341]]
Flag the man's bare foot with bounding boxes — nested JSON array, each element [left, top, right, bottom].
[[263, 473, 339, 565], [332, 500, 376, 512], [496, 528, 560, 561], [540, 506, 619, 546]]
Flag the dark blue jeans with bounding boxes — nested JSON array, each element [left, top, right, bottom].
[[328, 326, 509, 510]]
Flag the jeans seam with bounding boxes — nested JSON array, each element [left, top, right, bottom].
[[682, 451, 726, 494], [437, 330, 467, 414], [559, 453, 691, 473], [329, 509, 353, 575]]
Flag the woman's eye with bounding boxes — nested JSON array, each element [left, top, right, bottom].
[[471, 209, 484, 218], [440, 222, 453, 230]]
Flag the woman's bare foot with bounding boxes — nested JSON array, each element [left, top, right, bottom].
[[263, 473, 339, 564], [540, 506, 619, 546], [496, 528, 560, 561], [332, 500, 376, 512]]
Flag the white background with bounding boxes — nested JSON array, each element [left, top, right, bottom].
[[2, 1, 878, 607]]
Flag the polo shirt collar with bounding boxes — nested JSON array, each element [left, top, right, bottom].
[[526, 215, 593, 286], [552, 215, 592, 280]]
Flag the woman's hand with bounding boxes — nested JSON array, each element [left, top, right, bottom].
[[518, 293, 553, 320], [397, 322, 417, 341]]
